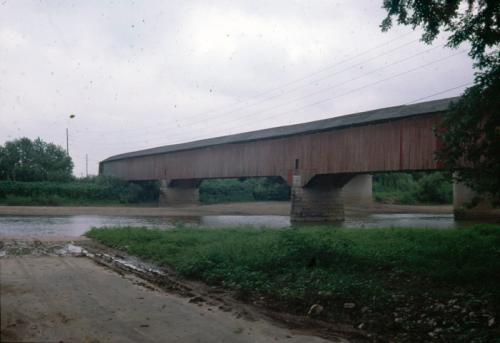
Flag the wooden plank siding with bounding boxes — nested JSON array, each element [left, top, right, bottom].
[[101, 112, 442, 183]]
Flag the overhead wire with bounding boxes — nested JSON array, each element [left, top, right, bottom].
[[79, 32, 418, 135], [79, 49, 468, 149]]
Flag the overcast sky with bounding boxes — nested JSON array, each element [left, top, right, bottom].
[[0, 0, 475, 176]]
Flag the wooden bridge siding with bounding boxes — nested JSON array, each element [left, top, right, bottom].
[[101, 113, 441, 181]]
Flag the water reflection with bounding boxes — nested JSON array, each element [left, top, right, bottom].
[[0, 212, 478, 238]]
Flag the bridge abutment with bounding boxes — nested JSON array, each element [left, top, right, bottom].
[[453, 181, 500, 220], [291, 174, 354, 222], [159, 179, 200, 206]]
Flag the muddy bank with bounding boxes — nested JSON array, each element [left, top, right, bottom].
[[0, 202, 453, 217], [0, 239, 348, 343]]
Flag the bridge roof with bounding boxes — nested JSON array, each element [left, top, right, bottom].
[[103, 97, 459, 162]]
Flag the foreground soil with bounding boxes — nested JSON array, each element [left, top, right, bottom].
[[0, 240, 343, 343], [0, 201, 453, 217]]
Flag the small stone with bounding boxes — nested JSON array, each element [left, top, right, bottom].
[[488, 317, 495, 327], [188, 296, 204, 304], [343, 302, 356, 309], [307, 304, 324, 317], [357, 323, 365, 330]]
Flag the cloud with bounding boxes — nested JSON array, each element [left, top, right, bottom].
[[0, 0, 474, 176]]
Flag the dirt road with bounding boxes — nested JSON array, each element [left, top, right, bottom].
[[0, 241, 344, 343]]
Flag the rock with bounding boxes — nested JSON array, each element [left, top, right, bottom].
[[488, 317, 495, 327], [357, 323, 365, 330], [188, 296, 205, 304], [343, 302, 356, 309], [307, 304, 324, 317]]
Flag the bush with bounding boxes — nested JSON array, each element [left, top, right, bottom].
[[200, 177, 290, 204], [0, 176, 159, 205], [414, 172, 453, 204], [373, 172, 452, 205]]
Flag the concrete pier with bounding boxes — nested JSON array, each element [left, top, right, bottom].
[[343, 174, 373, 206], [291, 174, 353, 222], [453, 181, 500, 219], [159, 179, 200, 206]]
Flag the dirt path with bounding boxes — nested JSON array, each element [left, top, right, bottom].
[[0, 202, 453, 217], [1, 251, 342, 342]]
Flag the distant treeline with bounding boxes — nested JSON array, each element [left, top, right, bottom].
[[200, 172, 453, 205], [0, 173, 452, 206], [373, 172, 453, 204], [0, 177, 159, 206], [199, 177, 290, 204]]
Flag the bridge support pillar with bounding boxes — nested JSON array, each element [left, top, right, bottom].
[[159, 179, 200, 206], [453, 181, 500, 220], [291, 174, 354, 222], [343, 174, 372, 206]]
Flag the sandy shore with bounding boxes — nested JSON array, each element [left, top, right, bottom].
[[0, 252, 336, 343], [0, 202, 453, 217]]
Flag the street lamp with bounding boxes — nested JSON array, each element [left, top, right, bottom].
[[66, 114, 75, 155]]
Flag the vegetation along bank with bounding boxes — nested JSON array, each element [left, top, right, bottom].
[[87, 224, 500, 342]]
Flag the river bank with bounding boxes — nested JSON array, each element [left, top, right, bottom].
[[0, 202, 453, 217], [0, 239, 337, 343], [85, 225, 500, 342]]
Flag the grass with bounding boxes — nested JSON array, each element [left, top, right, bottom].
[[86, 225, 500, 342]]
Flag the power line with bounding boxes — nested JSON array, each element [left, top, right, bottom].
[[79, 49, 467, 149], [80, 33, 418, 135], [75, 44, 450, 146], [87, 79, 472, 164], [405, 82, 473, 104]]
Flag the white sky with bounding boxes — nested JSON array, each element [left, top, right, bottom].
[[0, 0, 475, 176]]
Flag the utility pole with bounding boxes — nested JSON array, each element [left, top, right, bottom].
[[86, 154, 88, 177], [66, 114, 75, 156]]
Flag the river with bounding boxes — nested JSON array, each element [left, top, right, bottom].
[[0, 212, 480, 238]]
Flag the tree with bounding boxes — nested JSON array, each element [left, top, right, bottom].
[[380, 0, 500, 205], [0, 137, 73, 182]]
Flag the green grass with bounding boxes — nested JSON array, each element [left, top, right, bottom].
[[87, 225, 500, 342]]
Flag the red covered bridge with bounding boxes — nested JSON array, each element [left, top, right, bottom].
[[100, 97, 481, 221]]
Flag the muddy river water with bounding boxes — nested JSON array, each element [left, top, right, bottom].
[[0, 212, 477, 238]]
